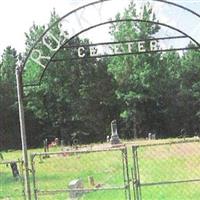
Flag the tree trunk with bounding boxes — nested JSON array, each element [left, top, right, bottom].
[[133, 103, 137, 139]]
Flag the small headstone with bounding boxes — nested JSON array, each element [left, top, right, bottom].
[[43, 139, 49, 158], [55, 138, 59, 146], [61, 140, 65, 150], [43, 139, 49, 152], [152, 133, 156, 140], [61, 140, 65, 147], [106, 135, 110, 143], [68, 179, 84, 199], [148, 132, 152, 140], [180, 128, 186, 139]]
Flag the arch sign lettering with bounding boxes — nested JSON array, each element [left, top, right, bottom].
[[20, 0, 200, 86], [16, 0, 200, 199]]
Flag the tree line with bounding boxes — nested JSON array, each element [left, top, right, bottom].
[[1, 2, 200, 149]]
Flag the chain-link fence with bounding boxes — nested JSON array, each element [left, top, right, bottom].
[[1, 139, 200, 200], [0, 159, 25, 200], [132, 139, 200, 200], [30, 146, 131, 200]]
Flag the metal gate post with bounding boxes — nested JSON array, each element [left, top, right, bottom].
[[122, 148, 132, 200], [19, 159, 27, 200], [132, 146, 142, 200], [30, 154, 38, 200], [16, 65, 32, 200], [125, 147, 132, 200]]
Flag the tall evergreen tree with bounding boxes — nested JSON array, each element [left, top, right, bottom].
[[0, 46, 20, 149], [108, 2, 161, 138], [24, 11, 118, 145]]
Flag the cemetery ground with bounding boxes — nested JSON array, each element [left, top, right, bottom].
[[1, 138, 200, 200]]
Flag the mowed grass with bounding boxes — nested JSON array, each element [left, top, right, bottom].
[[1, 139, 200, 200], [32, 149, 126, 200]]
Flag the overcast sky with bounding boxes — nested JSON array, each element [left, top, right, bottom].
[[0, 0, 199, 55]]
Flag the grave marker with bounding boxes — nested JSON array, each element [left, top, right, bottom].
[[110, 120, 121, 144]]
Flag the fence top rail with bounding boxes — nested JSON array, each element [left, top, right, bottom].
[[0, 159, 22, 165], [140, 178, 200, 187], [37, 185, 127, 195], [31, 145, 126, 157], [132, 138, 200, 148]]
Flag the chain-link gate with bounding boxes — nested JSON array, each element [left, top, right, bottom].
[[132, 139, 200, 200], [30, 146, 131, 200]]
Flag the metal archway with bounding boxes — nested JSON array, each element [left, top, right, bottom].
[[15, 1, 200, 199], [22, 0, 200, 73], [38, 18, 200, 84]]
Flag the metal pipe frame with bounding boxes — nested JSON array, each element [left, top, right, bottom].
[[31, 147, 128, 199], [122, 148, 132, 199], [122, 148, 128, 199], [30, 154, 38, 200], [135, 148, 142, 199], [16, 66, 32, 200], [124, 148, 132, 200], [132, 146, 142, 200]]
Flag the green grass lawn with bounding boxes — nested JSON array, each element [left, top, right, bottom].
[[1, 139, 200, 200], [31, 149, 127, 200], [0, 162, 25, 199]]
